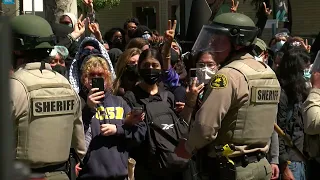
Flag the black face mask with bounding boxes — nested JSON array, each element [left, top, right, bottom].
[[52, 65, 67, 76], [122, 64, 139, 82], [112, 38, 122, 46], [139, 69, 161, 85], [128, 29, 136, 38]]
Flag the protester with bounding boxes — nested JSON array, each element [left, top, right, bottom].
[[104, 28, 126, 50], [49, 45, 69, 76], [7, 1, 320, 180], [77, 55, 147, 180], [113, 48, 142, 96], [277, 47, 309, 180], [126, 37, 150, 50]]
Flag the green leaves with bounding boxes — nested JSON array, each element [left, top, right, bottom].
[[77, 0, 120, 12]]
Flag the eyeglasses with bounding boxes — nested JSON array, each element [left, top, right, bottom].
[[196, 62, 218, 69], [275, 32, 289, 38]]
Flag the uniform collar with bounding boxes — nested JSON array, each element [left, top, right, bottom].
[[221, 52, 254, 68], [20, 62, 52, 70], [230, 52, 254, 61]]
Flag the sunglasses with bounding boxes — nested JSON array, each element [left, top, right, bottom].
[[81, 48, 100, 55], [89, 71, 105, 77]]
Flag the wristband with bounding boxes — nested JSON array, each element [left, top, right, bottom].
[[67, 34, 76, 42]]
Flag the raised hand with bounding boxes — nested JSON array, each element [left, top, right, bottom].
[[302, 39, 311, 53], [83, 0, 93, 7], [88, 23, 100, 34], [164, 20, 177, 44], [76, 14, 86, 34], [89, 22, 103, 42], [71, 14, 87, 39], [263, 2, 272, 16], [230, 0, 239, 13]]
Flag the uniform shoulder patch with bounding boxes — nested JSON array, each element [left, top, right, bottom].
[[210, 74, 228, 89]]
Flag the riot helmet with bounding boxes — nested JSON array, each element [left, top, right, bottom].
[[192, 13, 258, 54], [11, 15, 55, 51]]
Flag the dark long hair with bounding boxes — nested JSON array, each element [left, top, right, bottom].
[[276, 47, 310, 103], [138, 48, 163, 69], [104, 28, 125, 45]]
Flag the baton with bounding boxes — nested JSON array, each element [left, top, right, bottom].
[[274, 123, 308, 163], [149, 122, 179, 146]]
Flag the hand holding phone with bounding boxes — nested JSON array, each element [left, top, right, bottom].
[[125, 107, 145, 125], [87, 88, 105, 109], [132, 107, 143, 116], [87, 77, 105, 109]]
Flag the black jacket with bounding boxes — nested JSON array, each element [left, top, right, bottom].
[[277, 90, 305, 164]]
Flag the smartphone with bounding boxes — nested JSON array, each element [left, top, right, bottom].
[[189, 68, 197, 78], [189, 68, 199, 85], [132, 107, 143, 115], [92, 77, 104, 92], [87, 12, 95, 23]]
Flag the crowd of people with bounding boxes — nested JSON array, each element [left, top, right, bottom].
[[9, 0, 320, 180]]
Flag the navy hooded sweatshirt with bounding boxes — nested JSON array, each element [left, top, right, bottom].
[[79, 93, 147, 179]]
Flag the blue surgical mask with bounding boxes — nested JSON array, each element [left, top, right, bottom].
[[142, 33, 151, 40], [271, 40, 286, 52], [303, 69, 311, 80]]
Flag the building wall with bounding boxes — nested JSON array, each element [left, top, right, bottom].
[[291, 0, 320, 37], [95, 0, 133, 35], [1, 2, 19, 17], [96, 0, 174, 37]]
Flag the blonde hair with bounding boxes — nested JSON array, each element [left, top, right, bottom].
[[81, 56, 113, 91], [113, 48, 141, 94]]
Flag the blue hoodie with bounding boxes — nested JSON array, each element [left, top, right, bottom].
[[79, 93, 147, 179]]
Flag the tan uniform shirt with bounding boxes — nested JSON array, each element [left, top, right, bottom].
[[185, 53, 270, 157], [11, 63, 86, 162], [303, 88, 320, 135], [303, 88, 320, 159]]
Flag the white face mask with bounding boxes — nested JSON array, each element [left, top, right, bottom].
[[197, 67, 216, 84]]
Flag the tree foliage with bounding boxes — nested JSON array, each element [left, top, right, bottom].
[[77, 0, 120, 12]]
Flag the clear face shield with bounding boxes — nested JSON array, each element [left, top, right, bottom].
[[191, 25, 231, 55], [311, 51, 320, 73]]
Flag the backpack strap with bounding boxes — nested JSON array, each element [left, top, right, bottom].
[[160, 91, 168, 103]]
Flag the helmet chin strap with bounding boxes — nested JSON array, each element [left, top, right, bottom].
[[219, 44, 236, 68], [40, 61, 45, 73]]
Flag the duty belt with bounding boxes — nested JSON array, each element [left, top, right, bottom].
[[230, 151, 266, 167], [214, 144, 266, 167], [31, 162, 67, 173]]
